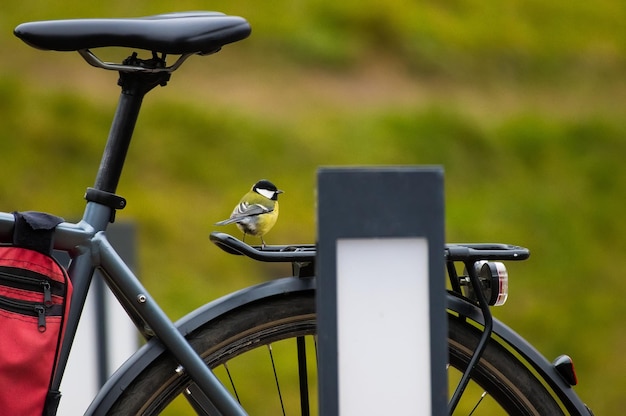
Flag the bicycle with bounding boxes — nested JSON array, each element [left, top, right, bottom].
[[8, 11, 592, 415]]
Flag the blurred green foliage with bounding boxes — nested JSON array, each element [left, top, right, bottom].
[[1, 1, 625, 414]]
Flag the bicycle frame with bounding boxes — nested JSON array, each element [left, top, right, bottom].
[[0, 53, 247, 415]]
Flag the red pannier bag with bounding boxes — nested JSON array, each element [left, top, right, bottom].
[[0, 212, 72, 416]]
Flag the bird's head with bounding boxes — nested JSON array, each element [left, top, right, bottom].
[[252, 179, 283, 201]]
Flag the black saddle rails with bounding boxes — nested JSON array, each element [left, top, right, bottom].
[[13, 11, 251, 55]]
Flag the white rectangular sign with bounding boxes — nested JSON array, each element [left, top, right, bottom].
[[337, 237, 431, 415]]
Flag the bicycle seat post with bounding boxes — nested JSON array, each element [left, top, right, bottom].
[[86, 54, 170, 225], [96, 55, 170, 193]]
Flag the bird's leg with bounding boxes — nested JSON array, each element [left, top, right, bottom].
[[261, 236, 266, 249], [242, 233, 246, 243]]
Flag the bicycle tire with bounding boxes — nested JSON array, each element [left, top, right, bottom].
[[107, 291, 565, 415]]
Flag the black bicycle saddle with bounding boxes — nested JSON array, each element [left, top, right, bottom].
[[14, 12, 251, 55]]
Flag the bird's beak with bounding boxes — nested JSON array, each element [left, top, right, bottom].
[[277, 189, 284, 194]]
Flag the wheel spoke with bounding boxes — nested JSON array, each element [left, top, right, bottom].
[[468, 391, 488, 415], [267, 343, 286, 416], [297, 336, 310, 416], [222, 362, 241, 404]]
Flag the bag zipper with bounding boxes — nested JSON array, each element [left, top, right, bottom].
[[0, 268, 65, 307], [0, 295, 63, 332]]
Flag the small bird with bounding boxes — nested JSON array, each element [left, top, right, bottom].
[[215, 179, 283, 247]]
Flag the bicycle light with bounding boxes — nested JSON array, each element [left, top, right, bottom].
[[462, 261, 509, 306]]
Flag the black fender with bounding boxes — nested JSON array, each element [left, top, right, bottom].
[[85, 276, 315, 415], [87, 277, 589, 415]]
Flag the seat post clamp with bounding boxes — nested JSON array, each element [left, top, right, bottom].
[[84, 187, 127, 223]]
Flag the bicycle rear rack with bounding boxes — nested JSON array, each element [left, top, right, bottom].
[[210, 232, 529, 264], [210, 231, 529, 282]]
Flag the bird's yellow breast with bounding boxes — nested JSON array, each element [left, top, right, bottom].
[[253, 201, 278, 236]]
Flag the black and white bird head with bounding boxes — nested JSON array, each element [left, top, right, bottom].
[[252, 180, 283, 201]]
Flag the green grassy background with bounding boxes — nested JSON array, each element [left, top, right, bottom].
[[1, 1, 625, 413]]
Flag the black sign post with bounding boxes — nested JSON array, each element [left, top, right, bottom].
[[317, 167, 447, 415]]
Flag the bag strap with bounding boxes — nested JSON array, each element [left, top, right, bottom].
[[12, 211, 64, 255]]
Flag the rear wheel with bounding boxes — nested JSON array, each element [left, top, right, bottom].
[[108, 292, 565, 415]]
